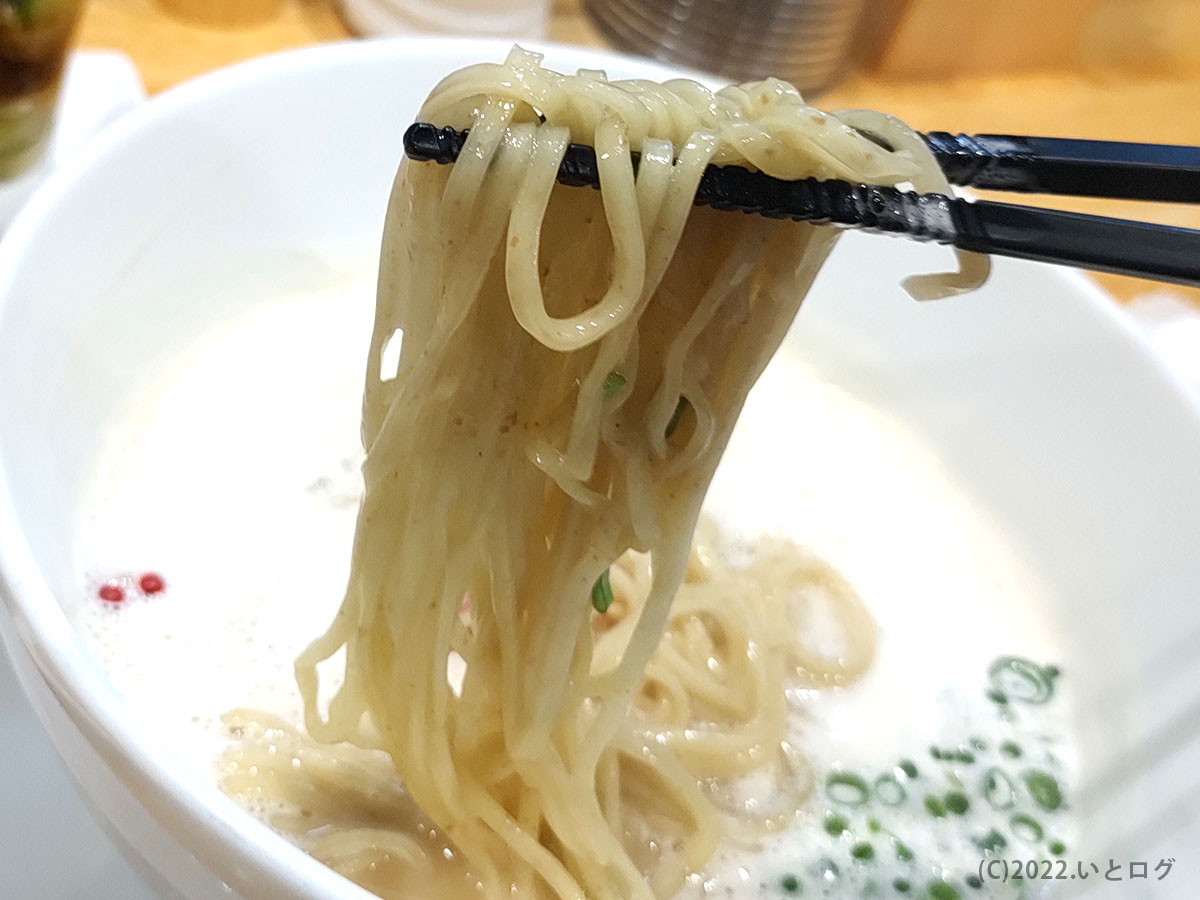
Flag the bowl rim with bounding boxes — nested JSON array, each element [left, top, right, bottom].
[[3, 31, 1200, 900]]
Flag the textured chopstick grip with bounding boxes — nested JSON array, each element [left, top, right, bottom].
[[407, 122, 1200, 203], [402, 123, 958, 240], [402, 122, 1200, 288]]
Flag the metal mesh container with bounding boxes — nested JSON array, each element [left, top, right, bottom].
[[582, 0, 870, 94]]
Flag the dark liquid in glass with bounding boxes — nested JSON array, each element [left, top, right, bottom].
[[0, 1, 84, 178]]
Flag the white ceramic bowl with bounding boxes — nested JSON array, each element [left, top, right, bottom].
[[1, 37, 1199, 900]]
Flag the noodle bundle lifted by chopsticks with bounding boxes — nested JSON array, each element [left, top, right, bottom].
[[286, 47, 986, 900]]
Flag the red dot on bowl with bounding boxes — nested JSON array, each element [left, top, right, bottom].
[[138, 573, 165, 595], [98, 583, 125, 603]]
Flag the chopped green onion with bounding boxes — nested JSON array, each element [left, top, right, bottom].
[[928, 882, 961, 900], [602, 372, 626, 398], [987, 656, 1058, 704], [1000, 741, 1022, 758], [924, 795, 947, 818], [1010, 813, 1044, 842], [591, 569, 613, 613], [965, 875, 983, 890], [1049, 840, 1066, 855], [930, 746, 975, 764], [973, 829, 1007, 854], [983, 768, 1016, 811], [850, 842, 875, 861], [944, 791, 969, 815], [1023, 769, 1064, 811], [894, 840, 914, 862], [898, 759, 919, 779], [826, 773, 870, 807], [780, 874, 800, 894], [893, 879, 911, 894], [823, 812, 848, 836]]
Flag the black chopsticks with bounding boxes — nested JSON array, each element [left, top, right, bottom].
[[920, 132, 1200, 203], [403, 122, 1200, 289]]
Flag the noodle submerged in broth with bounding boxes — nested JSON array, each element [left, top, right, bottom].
[[222, 47, 987, 900], [224, 532, 875, 900]]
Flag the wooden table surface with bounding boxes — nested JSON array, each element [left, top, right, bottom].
[[76, 0, 1200, 304]]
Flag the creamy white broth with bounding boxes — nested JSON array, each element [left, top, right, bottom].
[[71, 282, 1074, 900]]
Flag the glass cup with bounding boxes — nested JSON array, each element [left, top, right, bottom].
[[0, 0, 85, 179]]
